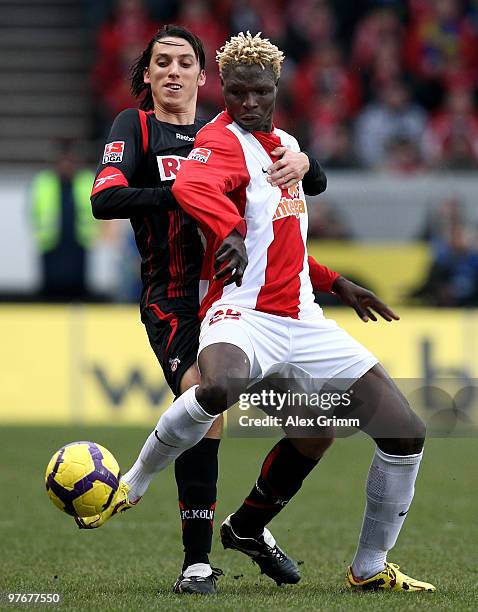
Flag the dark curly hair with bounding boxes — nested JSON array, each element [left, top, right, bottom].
[[130, 24, 206, 111]]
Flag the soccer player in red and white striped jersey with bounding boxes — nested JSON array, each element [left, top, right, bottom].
[[81, 25, 371, 594], [127, 32, 435, 593]]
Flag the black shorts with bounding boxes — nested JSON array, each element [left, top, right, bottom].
[[141, 298, 200, 396]]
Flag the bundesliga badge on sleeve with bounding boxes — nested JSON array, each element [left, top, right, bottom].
[[102, 141, 125, 164]]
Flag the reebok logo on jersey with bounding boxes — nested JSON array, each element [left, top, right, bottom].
[[103, 141, 125, 163], [188, 147, 211, 163], [176, 133, 195, 142], [94, 173, 122, 189], [156, 155, 186, 181], [91, 167, 128, 196]]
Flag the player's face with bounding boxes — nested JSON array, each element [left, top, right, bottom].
[[144, 38, 206, 111], [222, 64, 277, 132]]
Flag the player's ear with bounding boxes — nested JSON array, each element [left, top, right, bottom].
[[143, 68, 151, 84], [198, 69, 206, 87]]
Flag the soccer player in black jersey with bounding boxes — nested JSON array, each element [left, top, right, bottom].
[[79, 25, 336, 594]]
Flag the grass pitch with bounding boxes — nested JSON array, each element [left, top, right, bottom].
[[0, 426, 477, 611]]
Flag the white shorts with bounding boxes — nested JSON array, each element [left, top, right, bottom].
[[198, 305, 378, 391]]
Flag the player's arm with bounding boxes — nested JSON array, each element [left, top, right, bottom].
[[266, 147, 327, 195], [308, 256, 399, 322], [332, 276, 400, 322], [301, 153, 327, 195], [172, 131, 249, 285], [214, 229, 248, 287], [172, 132, 248, 241], [90, 109, 176, 219], [91, 185, 176, 220], [308, 255, 340, 292]]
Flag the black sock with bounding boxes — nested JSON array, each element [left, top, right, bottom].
[[231, 437, 319, 538], [174, 437, 220, 571]]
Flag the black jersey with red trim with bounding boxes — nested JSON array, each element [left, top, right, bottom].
[[91, 108, 207, 307], [91, 108, 329, 310]]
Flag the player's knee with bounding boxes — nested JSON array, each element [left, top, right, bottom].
[[407, 412, 426, 453], [377, 412, 426, 455], [290, 435, 335, 460], [402, 406, 426, 452], [391, 394, 426, 454], [196, 381, 229, 415], [412, 411, 426, 440]]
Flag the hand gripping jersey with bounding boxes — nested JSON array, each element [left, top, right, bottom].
[[173, 111, 328, 321], [91, 108, 338, 313]]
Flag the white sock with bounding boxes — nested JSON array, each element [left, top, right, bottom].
[[123, 386, 217, 501], [351, 447, 423, 579], [183, 563, 212, 578]]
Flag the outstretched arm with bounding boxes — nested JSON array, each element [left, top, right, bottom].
[[308, 256, 399, 322], [332, 276, 400, 322], [308, 255, 340, 293]]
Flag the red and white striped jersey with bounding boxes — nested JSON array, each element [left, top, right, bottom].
[[172, 111, 324, 321]]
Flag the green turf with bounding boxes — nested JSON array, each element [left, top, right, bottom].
[[0, 427, 476, 611]]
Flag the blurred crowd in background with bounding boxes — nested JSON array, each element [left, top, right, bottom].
[[89, 0, 478, 173], [23, 0, 478, 306]]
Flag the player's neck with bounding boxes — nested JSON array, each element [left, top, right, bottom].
[[153, 102, 196, 125]]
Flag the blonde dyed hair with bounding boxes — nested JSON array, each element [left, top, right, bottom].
[[216, 31, 284, 80]]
